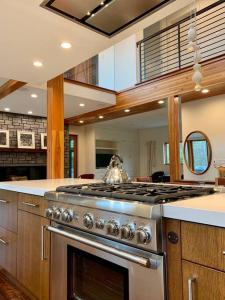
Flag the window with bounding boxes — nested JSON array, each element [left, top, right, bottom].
[[163, 143, 184, 165]]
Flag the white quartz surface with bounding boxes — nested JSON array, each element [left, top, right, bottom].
[[163, 192, 225, 227], [1, 179, 225, 227], [0, 179, 102, 196]]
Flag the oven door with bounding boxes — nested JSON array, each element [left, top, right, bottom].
[[45, 224, 165, 300]]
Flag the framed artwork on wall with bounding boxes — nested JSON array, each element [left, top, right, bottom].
[[0, 130, 9, 148], [17, 131, 35, 149], [41, 133, 47, 149]]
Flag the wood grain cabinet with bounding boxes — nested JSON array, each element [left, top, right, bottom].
[[17, 210, 50, 300], [0, 190, 18, 233], [182, 260, 225, 300], [181, 222, 225, 272], [0, 226, 17, 277], [166, 219, 225, 300], [0, 190, 50, 300]]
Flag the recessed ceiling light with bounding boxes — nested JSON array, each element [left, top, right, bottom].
[[79, 103, 85, 107], [124, 109, 130, 113], [28, 111, 33, 115], [100, 1, 104, 5], [202, 88, 209, 94], [61, 42, 72, 49], [4, 108, 10, 112], [158, 100, 165, 104], [87, 11, 91, 16], [31, 94, 38, 98], [79, 120, 84, 124], [91, 13, 95, 17], [99, 115, 104, 119], [33, 61, 43, 68]]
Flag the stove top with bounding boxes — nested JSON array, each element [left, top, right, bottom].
[[56, 183, 214, 204]]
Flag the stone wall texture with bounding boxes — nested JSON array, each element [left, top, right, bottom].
[[0, 112, 69, 178]]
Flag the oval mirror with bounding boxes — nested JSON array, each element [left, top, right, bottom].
[[184, 131, 212, 175]]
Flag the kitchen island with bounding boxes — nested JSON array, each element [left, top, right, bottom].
[[0, 180, 225, 300]]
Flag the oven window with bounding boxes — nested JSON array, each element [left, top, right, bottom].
[[68, 246, 129, 300]]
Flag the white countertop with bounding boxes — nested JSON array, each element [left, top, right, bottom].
[[163, 192, 225, 227], [0, 179, 101, 197], [1, 179, 225, 227]]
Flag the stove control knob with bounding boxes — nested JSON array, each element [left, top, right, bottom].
[[95, 219, 105, 230], [136, 227, 152, 244], [121, 224, 135, 240], [62, 209, 73, 223], [53, 208, 61, 220], [107, 220, 120, 236], [83, 213, 94, 229], [45, 207, 54, 218]]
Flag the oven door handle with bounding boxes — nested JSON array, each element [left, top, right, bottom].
[[45, 225, 159, 269]]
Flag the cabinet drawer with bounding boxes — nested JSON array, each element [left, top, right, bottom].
[[181, 221, 225, 271], [18, 193, 48, 217], [0, 226, 17, 277], [0, 190, 18, 233], [182, 260, 225, 300]]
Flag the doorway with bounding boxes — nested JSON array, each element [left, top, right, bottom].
[[69, 135, 78, 178]]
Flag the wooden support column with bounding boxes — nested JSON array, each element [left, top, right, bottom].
[[47, 75, 64, 179], [168, 95, 181, 182]]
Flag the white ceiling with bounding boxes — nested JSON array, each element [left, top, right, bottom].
[[0, 0, 192, 85], [93, 108, 168, 130], [0, 84, 112, 118]]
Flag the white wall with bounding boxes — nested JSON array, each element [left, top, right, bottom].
[[95, 127, 139, 179], [69, 125, 139, 179], [182, 95, 225, 181], [98, 46, 115, 90], [98, 35, 137, 91], [139, 126, 169, 176], [69, 125, 96, 176], [114, 35, 137, 91]]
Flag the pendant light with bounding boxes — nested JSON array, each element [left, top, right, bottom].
[[188, 0, 203, 91]]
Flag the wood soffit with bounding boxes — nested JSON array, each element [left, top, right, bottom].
[[0, 80, 27, 101], [65, 54, 225, 126]]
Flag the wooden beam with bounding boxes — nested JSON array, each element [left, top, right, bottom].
[[168, 96, 181, 182], [65, 55, 225, 126], [0, 80, 26, 100], [47, 75, 64, 179], [65, 99, 166, 126]]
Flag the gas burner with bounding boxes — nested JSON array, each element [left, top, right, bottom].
[[56, 183, 214, 204]]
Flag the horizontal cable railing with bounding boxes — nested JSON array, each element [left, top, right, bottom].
[[137, 0, 225, 83]]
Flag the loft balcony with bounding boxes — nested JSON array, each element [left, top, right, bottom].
[[64, 0, 225, 91]]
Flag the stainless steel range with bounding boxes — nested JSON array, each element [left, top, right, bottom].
[[44, 183, 214, 300]]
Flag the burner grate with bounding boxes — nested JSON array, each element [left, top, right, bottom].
[[56, 183, 214, 204]]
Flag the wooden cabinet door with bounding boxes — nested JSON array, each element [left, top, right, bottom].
[[182, 260, 225, 300], [0, 190, 18, 232], [182, 222, 225, 272], [17, 210, 50, 300], [0, 226, 17, 277]]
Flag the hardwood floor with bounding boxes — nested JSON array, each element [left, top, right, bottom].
[[0, 271, 30, 300]]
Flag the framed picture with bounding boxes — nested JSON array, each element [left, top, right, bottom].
[[0, 130, 9, 148], [17, 131, 35, 149], [41, 133, 47, 149]]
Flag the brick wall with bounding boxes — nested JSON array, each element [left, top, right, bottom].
[[0, 112, 70, 178]]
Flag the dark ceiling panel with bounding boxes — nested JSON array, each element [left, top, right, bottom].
[[41, 0, 173, 37], [51, 0, 100, 19], [87, 0, 164, 34]]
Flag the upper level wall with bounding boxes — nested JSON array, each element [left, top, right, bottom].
[[98, 35, 138, 91]]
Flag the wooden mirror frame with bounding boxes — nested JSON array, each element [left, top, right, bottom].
[[183, 130, 212, 175]]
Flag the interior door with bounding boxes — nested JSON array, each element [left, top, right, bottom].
[[69, 135, 78, 178]]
